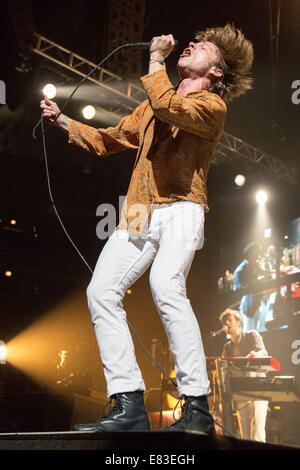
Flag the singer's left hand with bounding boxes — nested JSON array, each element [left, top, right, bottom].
[[150, 34, 176, 60]]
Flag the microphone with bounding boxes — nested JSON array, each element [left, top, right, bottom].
[[209, 327, 226, 337], [124, 40, 178, 50]]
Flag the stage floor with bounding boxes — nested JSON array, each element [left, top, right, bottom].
[[0, 430, 298, 451]]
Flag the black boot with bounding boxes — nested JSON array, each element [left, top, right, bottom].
[[73, 391, 151, 432], [160, 395, 215, 435]]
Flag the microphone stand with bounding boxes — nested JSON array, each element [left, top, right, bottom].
[[204, 328, 226, 344]]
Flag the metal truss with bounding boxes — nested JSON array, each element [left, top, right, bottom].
[[33, 33, 296, 185], [33, 34, 145, 107], [218, 132, 296, 184]]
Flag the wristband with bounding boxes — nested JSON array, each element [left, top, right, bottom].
[[149, 59, 165, 65]]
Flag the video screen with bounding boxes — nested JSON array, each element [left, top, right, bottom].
[[218, 217, 300, 333]]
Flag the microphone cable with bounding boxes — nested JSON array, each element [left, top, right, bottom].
[[35, 42, 177, 388]]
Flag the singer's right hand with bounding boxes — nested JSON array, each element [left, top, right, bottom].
[[150, 34, 176, 60], [40, 97, 62, 125]]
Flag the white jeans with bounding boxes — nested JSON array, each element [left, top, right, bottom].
[[235, 400, 268, 442], [87, 202, 210, 397]]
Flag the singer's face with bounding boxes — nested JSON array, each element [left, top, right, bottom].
[[177, 41, 220, 79], [224, 314, 240, 336]]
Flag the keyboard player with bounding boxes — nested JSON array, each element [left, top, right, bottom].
[[219, 308, 269, 442]]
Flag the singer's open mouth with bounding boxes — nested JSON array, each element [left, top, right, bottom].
[[180, 48, 191, 57]]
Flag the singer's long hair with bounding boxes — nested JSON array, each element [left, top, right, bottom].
[[195, 24, 254, 102]]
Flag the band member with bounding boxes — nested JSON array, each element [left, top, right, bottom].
[[234, 243, 268, 332], [219, 309, 269, 442], [41, 25, 253, 432]]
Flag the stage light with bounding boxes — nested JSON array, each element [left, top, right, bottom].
[[0, 341, 7, 364], [6, 290, 93, 390], [4, 270, 12, 277], [42, 84, 57, 99], [255, 190, 268, 204], [264, 228, 272, 239], [234, 174, 246, 187], [82, 105, 96, 120], [10, 219, 17, 225]]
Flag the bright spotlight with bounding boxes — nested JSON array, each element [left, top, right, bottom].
[[82, 105, 96, 120], [4, 270, 12, 277], [235, 174, 246, 187], [256, 190, 268, 204], [43, 84, 57, 99], [264, 227, 272, 239], [0, 341, 7, 364], [10, 219, 17, 225]]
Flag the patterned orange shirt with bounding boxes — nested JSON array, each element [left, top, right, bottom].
[[68, 68, 227, 233]]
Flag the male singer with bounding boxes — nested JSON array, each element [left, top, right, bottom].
[[41, 25, 253, 432]]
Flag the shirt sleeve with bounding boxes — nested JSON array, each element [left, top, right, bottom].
[[251, 331, 268, 356], [238, 268, 250, 286], [141, 68, 227, 140], [68, 100, 146, 156]]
